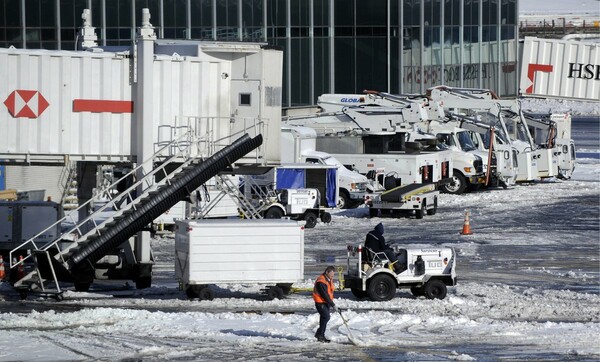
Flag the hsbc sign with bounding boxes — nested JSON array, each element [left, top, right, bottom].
[[4, 90, 49, 118], [520, 37, 600, 101]]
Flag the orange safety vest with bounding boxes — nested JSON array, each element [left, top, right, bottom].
[[312, 274, 334, 304]]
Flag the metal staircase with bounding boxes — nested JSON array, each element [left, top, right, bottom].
[[9, 131, 263, 298]]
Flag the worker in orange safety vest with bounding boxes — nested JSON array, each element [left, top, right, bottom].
[[312, 265, 336, 343]]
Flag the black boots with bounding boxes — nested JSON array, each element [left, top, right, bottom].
[[315, 333, 331, 343]]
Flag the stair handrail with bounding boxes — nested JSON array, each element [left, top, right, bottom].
[[9, 126, 198, 268]]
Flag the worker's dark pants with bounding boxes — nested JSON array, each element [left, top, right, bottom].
[[315, 303, 331, 337]]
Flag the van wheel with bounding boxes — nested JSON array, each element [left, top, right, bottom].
[[265, 207, 284, 219], [337, 190, 350, 209], [304, 212, 318, 228], [367, 274, 396, 301], [441, 172, 467, 195], [424, 280, 447, 300], [427, 197, 437, 216]]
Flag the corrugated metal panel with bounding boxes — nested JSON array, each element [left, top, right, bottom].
[[520, 37, 600, 101], [0, 44, 282, 165], [0, 49, 133, 162], [5, 165, 64, 201]]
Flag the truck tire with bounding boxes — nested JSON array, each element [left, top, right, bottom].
[[427, 196, 438, 216], [415, 203, 425, 219], [303, 212, 318, 228], [424, 279, 447, 300], [441, 172, 467, 195], [198, 287, 215, 301], [337, 190, 350, 209], [369, 207, 378, 218], [266, 286, 284, 300], [135, 276, 152, 290], [74, 282, 91, 292], [320, 212, 332, 223], [265, 207, 284, 219], [367, 274, 397, 301]]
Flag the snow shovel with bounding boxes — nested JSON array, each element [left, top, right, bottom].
[[337, 308, 361, 346]]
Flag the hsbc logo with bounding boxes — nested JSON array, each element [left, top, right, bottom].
[[525, 64, 553, 94], [4, 90, 49, 118]]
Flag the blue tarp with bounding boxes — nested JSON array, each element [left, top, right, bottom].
[[0, 165, 4, 190], [276, 168, 305, 189], [326, 168, 337, 207]]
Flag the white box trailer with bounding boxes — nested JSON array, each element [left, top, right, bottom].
[[175, 219, 304, 300], [519, 37, 600, 101]]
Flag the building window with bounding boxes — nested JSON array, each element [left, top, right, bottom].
[[239, 93, 251, 106]]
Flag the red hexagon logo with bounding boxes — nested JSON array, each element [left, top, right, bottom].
[[4, 90, 49, 118]]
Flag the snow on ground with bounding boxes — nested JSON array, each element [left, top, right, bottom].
[[0, 117, 598, 360]]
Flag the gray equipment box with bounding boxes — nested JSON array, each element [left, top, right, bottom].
[[0, 201, 61, 252]]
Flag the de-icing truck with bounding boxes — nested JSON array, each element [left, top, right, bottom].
[[283, 105, 453, 191]]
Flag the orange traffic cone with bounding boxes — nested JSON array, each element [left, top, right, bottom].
[[460, 211, 473, 235], [0, 255, 5, 280], [17, 255, 25, 279]]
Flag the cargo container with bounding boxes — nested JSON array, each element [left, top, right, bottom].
[[174, 219, 304, 300], [0, 201, 61, 253], [520, 37, 600, 101]]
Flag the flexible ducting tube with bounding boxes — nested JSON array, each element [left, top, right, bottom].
[[67, 134, 263, 271]]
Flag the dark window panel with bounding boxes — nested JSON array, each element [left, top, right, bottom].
[[190, 0, 213, 27], [191, 27, 214, 39], [403, 0, 420, 26], [25, 29, 40, 42], [41, 28, 56, 41], [61, 27, 77, 44], [335, 27, 353, 37], [444, 0, 460, 26], [91, 0, 103, 28], [334, 0, 353, 26], [464, 0, 478, 26], [424, 0, 441, 26], [334, 37, 355, 93], [483, 0, 498, 25], [290, 0, 309, 27], [390, 0, 399, 26], [242, 0, 263, 28], [314, 37, 330, 101], [502, 0, 516, 25], [290, 38, 310, 106], [482, 25, 497, 41], [313, 27, 329, 37], [164, 0, 186, 27], [25, 0, 41, 26], [355, 37, 387, 92], [267, 0, 286, 27], [41, 41, 57, 50], [5, 1, 20, 27], [356, 0, 386, 26], [290, 27, 308, 37], [40, 0, 56, 27], [6, 28, 22, 43], [313, 0, 329, 27]]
